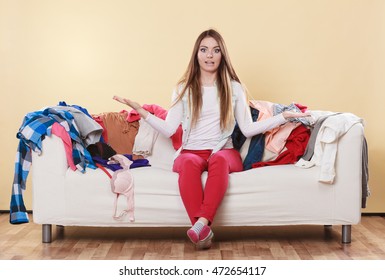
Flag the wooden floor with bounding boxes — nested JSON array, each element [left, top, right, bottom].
[[1, 214, 385, 260]]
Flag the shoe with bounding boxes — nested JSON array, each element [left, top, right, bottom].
[[196, 226, 214, 250], [187, 228, 199, 244]]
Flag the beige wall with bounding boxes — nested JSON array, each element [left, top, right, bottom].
[[1, 0, 384, 212]]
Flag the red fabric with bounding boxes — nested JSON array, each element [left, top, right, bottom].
[[252, 125, 310, 168], [92, 115, 108, 143], [294, 103, 308, 113], [125, 104, 169, 122], [172, 149, 243, 225], [95, 163, 112, 179], [126, 104, 183, 150]]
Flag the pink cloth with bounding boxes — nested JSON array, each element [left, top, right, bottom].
[[249, 100, 300, 154], [108, 154, 135, 222], [51, 122, 76, 171], [126, 104, 183, 150], [125, 104, 169, 122], [92, 115, 108, 143]]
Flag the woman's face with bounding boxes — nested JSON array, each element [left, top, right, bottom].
[[197, 36, 222, 74]]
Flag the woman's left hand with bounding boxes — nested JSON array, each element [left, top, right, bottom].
[[282, 111, 311, 120]]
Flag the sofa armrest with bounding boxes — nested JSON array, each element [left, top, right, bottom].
[[31, 135, 68, 224], [32, 135, 69, 177], [329, 122, 365, 221]]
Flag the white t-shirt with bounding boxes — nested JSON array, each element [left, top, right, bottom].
[[145, 81, 286, 150]]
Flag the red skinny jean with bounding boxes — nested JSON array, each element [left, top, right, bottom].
[[172, 148, 243, 225]]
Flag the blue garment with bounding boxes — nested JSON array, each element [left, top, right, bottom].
[[232, 107, 259, 150], [58, 101, 92, 118], [10, 108, 96, 224], [243, 133, 265, 170], [231, 107, 266, 170], [92, 154, 151, 171]]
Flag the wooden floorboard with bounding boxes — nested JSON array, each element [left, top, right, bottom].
[[1, 214, 385, 260]]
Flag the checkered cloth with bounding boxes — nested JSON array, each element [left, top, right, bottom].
[[10, 108, 96, 224]]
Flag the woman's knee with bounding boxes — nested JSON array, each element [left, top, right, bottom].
[[208, 149, 243, 172], [173, 153, 206, 173], [208, 153, 228, 169]]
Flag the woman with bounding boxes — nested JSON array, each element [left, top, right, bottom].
[[113, 29, 309, 249]]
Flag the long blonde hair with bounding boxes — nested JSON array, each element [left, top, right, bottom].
[[174, 29, 242, 131]]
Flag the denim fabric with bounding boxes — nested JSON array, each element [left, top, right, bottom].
[[243, 133, 265, 170], [231, 107, 259, 150], [230, 107, 265, 170]]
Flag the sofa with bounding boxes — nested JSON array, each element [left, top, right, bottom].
[[30, 111, 366, 244]]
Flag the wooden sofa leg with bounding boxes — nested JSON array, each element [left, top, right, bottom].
[[42, 224, 52, 243], [342, 225, 352, 244]]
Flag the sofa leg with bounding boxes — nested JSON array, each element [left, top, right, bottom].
[[342, 225, 352, 244], [57, 225, 65, 239], [42, 224, 52, 243]]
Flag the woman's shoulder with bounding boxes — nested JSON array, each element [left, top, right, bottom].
[[231, 80, 244, 90], [231, 80, 242, 88], [174, 82, 187, 94], [231, 80, 245, 96], [171, 83, 187, 102]]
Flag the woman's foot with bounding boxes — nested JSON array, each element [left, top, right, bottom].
[[197, 225, 214, 250], [187, 221, 205, 244], [187, 220, 214, 249]]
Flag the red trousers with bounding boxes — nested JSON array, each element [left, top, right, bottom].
[[172, 148, 243, 225]]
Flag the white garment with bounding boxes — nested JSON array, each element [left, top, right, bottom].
[[132, 119, 159, 157], [184, 86, 221, 149], [145, 81, 286, 151], [296, 111, 363, 184]]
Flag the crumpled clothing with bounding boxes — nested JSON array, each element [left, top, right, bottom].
[[273, 103, 312, 126], [252, 124, 310, 168]]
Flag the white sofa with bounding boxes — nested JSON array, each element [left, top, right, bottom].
[[31, 115, 365, 244]]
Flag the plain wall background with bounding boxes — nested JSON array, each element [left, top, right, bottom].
[[1, 0, 384, 212]]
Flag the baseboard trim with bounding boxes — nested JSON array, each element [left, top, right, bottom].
[[1, 210, 385, 216]]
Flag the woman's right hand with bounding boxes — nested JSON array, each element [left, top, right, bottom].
[[113, 95, 142, 110], [113, 95, 149, 119]]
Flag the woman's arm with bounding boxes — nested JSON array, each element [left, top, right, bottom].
[[113, 92, 183, 138], [233, 87, 310, 138]]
